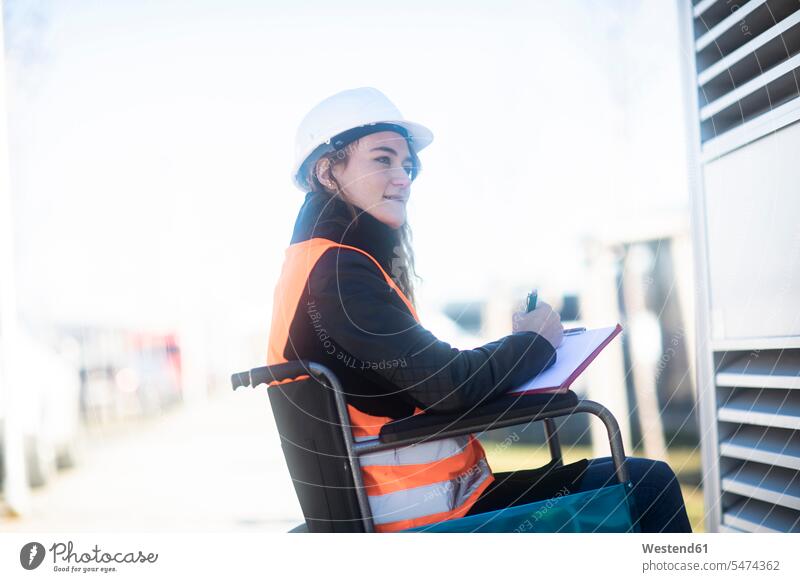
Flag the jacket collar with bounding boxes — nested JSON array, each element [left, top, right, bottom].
[[290, 191, 400, 274]]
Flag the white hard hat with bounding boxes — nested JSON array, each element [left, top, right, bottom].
[[292, 87, 434, 192]]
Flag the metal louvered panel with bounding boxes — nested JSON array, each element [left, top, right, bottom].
[[713, 351, 800, 531], [711, 353, 800, 533], [695, 0, 768, 53], [679, 0, 800, 533], [700, 53, 800, 120], [690, 0, 800, 154], [698, 9, 800, 86]]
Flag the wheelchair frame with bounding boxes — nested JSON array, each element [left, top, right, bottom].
[[233, 360, 631, 533]]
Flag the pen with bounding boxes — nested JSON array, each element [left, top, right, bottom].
[[564, 327, 586, 335], [525, 290, 538, 313]]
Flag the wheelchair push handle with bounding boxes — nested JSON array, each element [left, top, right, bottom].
[[231, 360, 314, 390]]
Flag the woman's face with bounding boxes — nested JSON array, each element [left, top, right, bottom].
[[326, 130, 414, 229]]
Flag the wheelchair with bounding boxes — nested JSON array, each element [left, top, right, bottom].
[[232, 360, 640, 533]]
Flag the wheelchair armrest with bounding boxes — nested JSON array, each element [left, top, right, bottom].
[[379, 390, 579, 444]]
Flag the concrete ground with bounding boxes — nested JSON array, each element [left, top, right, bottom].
[[0, 386, 304, 532]]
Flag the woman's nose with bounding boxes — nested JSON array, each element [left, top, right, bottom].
[[388, 166, 411, 187]]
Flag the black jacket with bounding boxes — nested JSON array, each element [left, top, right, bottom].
[[282, 191, 557, 419]]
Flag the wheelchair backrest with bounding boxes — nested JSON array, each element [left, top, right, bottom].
[[267, 375, 366, 532]]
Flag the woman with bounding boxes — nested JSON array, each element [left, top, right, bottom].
[[268, 87, 692, 533]]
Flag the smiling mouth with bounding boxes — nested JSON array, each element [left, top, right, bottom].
[[383, 195, 407, 203]]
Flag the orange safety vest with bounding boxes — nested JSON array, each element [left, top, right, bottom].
[[267, 237, 494, 532]]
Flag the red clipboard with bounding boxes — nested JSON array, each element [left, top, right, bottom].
[[509, 323, 623, 395]]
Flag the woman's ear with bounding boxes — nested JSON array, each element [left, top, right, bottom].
[[314, 158, 338, 192]]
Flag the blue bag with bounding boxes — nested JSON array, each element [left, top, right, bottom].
[[403, 482, 640, 533]]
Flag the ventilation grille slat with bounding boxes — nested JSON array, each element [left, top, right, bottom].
[[717, 387, 800, 430], [719, 424, 800, 471], [722, 497, 800, 532], [721, 461, 800, 510], [695, 0, 749, 27], [718, 524, 747, 532], [715, 350, 800, 390]]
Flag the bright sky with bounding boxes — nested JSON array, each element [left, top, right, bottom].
[[3, 0, 690, 337]]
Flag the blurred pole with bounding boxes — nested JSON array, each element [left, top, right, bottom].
[[623, 244, 668, 461], [177, 314, 209, 408], [0, 5, 32, 515], [580, 240, 632, 457], [671, 232, 697, 398]]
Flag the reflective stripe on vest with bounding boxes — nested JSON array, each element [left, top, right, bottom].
[[368, 457, 491, 529], [266, 237, 493, 532]]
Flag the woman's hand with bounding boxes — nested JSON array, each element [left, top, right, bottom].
[[512, 301, 564, 349]]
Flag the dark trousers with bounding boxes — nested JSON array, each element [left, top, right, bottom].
[[465, 455, 693, 533]]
